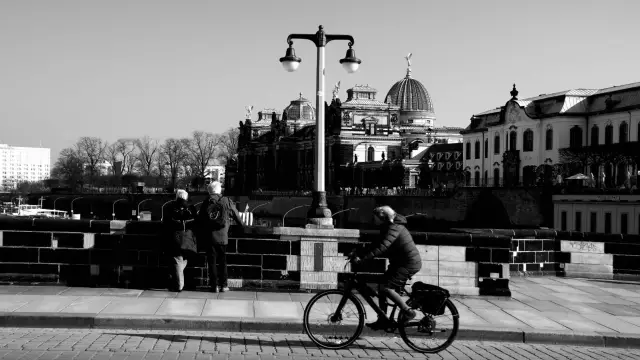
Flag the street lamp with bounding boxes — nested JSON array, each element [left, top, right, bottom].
[[53, 197, 66, 211], [112, 198, 126, 220], [282, 204, 311, 228], [160, 200, 173, 222], [137, 199, 151, 221], [70, 197, 84, 216], [280, 25, 361, 227]]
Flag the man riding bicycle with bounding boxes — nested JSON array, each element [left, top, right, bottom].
[[350, 205, 422, 330]]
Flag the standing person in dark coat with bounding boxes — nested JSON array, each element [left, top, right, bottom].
[[198, 181, 245, 293], [162, 189, 198, 292], [350, 205, 422, 330]]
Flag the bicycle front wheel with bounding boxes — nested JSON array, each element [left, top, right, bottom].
[[303, 289, 365, 349], [398, 298, 459, 353]]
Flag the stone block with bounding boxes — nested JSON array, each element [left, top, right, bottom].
[[300, 256, 314, 271], [110, 220, 127, 234], [286, 255, 299, 271], [570, 253, 613, 266], [2, 231, 52, 247], [448, 286, 480, 296], [415, 261, 438, 277], [300, 271, 337, 284], [439, 261, 477, 277], [564, 263, 613, 275], [83, 233, 95, 248], [416, 245, 438, 261], [237, 239, 291, 255], [323, 256, 348, 272], [560, 241, 604, 254], [410, 275, 438, 286], [262, 255, 287, 270], [439, 246, 466, 262], [0, 231, 3, 246], [438, 276, 477, 288], [0, 247, 38, 263]]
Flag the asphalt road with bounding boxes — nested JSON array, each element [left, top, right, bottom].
[[0, 327, 639, 360]]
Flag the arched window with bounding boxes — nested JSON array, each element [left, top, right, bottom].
[[545, 128, 553, 150], [474, 140, 480, 159], [367, 146, 374, 162], [619, 122, 628, 143], [494, 134, 500, 154], [484, 139, 488, 158], [474, 171, 480, 186], [591, 125, 599, 146], [605, 124, 613, 145], [569, 126, 583, 148], [493, 168, 500, 187], [509, 131, 517, 151], [465, 142, 471, 160], [523, 129, 534, 152], [484, 170, 488, 186]]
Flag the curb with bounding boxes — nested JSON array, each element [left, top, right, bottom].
[[1, 313, 639, 348]]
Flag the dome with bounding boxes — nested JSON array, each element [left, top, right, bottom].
[[283, 93, 315, 121], [384, 70, 435, 115]]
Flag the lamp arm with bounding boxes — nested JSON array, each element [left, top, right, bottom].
[[286, 34, 318, 46], [326, 34, 355, 47]]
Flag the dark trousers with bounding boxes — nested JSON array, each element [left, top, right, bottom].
[[207, 244, 228, 289]]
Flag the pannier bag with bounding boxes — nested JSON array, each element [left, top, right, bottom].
[[407, 281, 450, 315]]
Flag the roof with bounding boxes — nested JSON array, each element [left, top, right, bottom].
[[384, 70, 435, 114], [594, 82, 640, 95], [350, 84, 377, 92], [341, 99, 393, 107]]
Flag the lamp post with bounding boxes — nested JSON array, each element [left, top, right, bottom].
[[137, 199, 151, 221], [53, 197, 66, 211], [70, 197, 84, 216], [160, 200, 173, 222], [280, 25, 361, 227], [112, 198, 126, 220]]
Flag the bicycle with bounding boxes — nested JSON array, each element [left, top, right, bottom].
[[302, 256, 460, 353]]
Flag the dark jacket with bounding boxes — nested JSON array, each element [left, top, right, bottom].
[[198, 194, 244, 246], [360, 214, 422, 272], [162, 199, 198, 257]]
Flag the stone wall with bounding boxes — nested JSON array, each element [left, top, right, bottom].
[[0, 218, 512, 296]]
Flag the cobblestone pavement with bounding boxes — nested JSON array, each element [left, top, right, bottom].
[[1, 328, 640, 360]]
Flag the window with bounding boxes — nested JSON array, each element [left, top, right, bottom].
[[523, 129, 534, 152], [638, 122, 640, 142], [621, 213, 628, 235], [484, 170, 488, 185], [605, 125, 613, 145], [569, 126, 583, 148], [591, 125, 599, 146], [367, 146, 374, 162], [575, 211, 582, 231], [465, 142, 471, 160], [590, 212, 597, 233], [604, 212, 612, 234], [474, 171, 480, 186], [494, 134, 500, 154], [484, 139, 488, 158], [494, 168, 500, 187], [509, 131, 517, 151], [619, 122, 628, 143], [474, 141, 480, 159], [561, 211, 567, 231], [545, 128, 553, 150]]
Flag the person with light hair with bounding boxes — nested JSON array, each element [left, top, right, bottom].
[[162, 189, 197, 292], [350, 205, 422, 329], [198, 181, 244, 292]]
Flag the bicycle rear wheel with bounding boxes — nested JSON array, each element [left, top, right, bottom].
[[303, 289, 365, 349], [398, 298, 459, 353]]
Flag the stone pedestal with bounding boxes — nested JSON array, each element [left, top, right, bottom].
[[274, 227, 360, 290]]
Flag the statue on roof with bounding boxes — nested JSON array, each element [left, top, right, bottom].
[[332, 81, 341, 100], [245, 105, 253, 119], [405, 53, 412, 67]]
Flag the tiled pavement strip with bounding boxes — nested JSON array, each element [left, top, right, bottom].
[[4, 277, 640, 347], [1, 327, 640, 360]]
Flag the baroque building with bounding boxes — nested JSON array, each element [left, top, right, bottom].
[[461, 83, 640, 188], [226, 61, 464, 194]]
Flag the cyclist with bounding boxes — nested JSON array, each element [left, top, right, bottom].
[[350, 205, 422, 330]]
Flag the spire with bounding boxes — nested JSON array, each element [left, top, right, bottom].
[[510, 84, 519, 100]]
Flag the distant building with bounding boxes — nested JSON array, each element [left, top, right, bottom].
[[462, 83, 640, 187], [0, 143, 50, 190], [226, 61, 464, 193]]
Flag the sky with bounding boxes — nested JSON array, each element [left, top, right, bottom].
[[1, 0, 639, 163]]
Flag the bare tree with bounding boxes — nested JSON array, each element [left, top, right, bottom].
[[187, 131, 220, 179], [51, 147, 84, 189], [160, 138, 188, 188], [135, 136, 159, 176], [217, 127, 240, 164], [75, 137, 107, 184], [116, 139, 137, 175], [104, 142, 121, 176]]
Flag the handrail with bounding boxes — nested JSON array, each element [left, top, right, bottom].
[[282, 204, 310, 227]]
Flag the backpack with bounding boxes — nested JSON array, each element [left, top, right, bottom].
[[203, 196, 227, 229]]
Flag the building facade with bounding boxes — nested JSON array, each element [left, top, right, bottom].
[[0, 144, 51, 190], [554, 194, 640, 235], [461, 83, 640, 187], [227, 62, 464, 194]]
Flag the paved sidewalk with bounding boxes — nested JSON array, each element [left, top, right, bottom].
[[2, 277, 640, 347]]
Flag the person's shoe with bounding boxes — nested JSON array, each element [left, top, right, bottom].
[[365, 319, 390, 331], [220, 287, 230, 292], [401, 309, 417, 323]]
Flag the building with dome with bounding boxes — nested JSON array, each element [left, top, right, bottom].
[[226, 60, 464, 194]]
